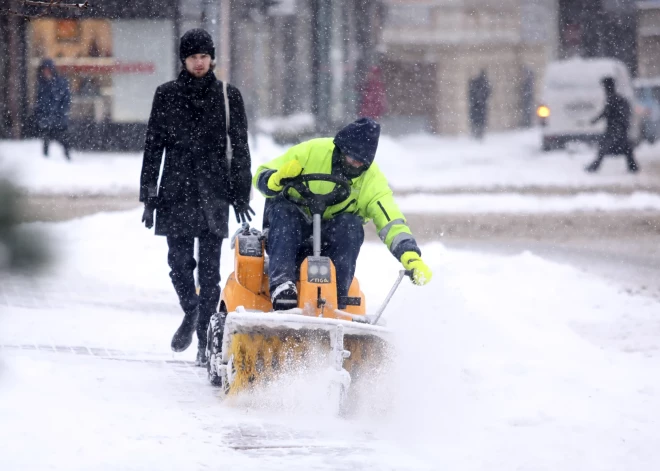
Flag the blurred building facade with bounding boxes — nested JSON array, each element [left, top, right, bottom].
[[638, 0, 660, 78], [0, 0, 180, 148], [0, 0, 383, 145], [381, 0, 559, 135], [559, 0, 637, 74]]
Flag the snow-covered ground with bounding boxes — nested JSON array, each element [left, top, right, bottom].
[[0, 128, 657, 198], [1, 129, 658, 469], [1, 209, 659, 470]]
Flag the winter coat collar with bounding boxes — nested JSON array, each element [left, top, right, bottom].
[[176, 70, 217, 107]]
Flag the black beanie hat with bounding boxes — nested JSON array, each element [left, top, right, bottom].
[[179, 29, 215, 63], [333, 118, 381, 166]]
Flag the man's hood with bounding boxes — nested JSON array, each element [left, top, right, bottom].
[[333, 117, 381, 166]]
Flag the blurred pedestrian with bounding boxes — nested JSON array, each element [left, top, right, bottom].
[[139, 28, 254, 365], [359, 66, 388, 120], [34, 59, 71, 160], [585, 77, 639, 173], [520, 66, 535, 128], [468, 69, 491, 140]]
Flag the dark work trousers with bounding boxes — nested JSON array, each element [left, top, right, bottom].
[[42, 125, 71, 160], [166, 230, 222, 347], [265, 199, 364, 302]]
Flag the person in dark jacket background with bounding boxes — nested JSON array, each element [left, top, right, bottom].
[[34, 59, 71, 160], [468, 69, 491, 140], [139, 28, 254, 365], [586, 77, 639, 173]]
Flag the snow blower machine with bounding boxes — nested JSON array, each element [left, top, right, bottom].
[[205, 174, 411, 413]]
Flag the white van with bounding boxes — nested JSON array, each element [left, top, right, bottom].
[[537, 57, 641, 151]]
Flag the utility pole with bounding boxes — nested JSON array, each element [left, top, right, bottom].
[[201, 0, 219, 54], [312, 0, 332, 133], [218, 0, 231, 81], [7, 12, 22, 139]]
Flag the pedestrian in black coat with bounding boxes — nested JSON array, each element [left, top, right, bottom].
[[586, 77, 639, 173], [34, 59, 71, 160], [139, 28, 254, 364], [468, 70, 491, 140]]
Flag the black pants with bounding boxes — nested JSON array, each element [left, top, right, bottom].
[[42, 126, 70, 160], [469, 115, 486, 140], [166, 230, 222, 346], [590, 141, 638, 171]]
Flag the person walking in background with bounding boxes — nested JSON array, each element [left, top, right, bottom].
[[520, 66, 535, 128], [34, 59, 71, 160], [359, 66, 388, 121], [468, 69, 491, 140], [139, 29, 254, 365], [585, 77, 639, 173]]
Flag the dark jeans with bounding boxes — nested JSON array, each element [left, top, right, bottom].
[[265, 199, 364, 301], [166, 230, 222, 345], [42, 125, 70, 160]]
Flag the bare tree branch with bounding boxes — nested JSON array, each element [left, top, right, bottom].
[[0, 0, 89, 19], [23, 0, 88, 9]]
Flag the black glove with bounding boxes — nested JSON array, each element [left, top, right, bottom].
[[233, 201, 255, 224], [141, 198, 157, 229], [142, 205, 154, 229]]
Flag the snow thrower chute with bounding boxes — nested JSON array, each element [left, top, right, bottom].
[[205, 174, 410, 412]]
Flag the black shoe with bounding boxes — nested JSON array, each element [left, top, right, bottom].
[[585, 163, 599, 173], [195, 344, 208, 367], [171, 307, 198, 352], [271, 281, 298, 311], [628, 164, 640, 173]]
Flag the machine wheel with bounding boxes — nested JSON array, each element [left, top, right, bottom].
[[206, 309, 227, 387]]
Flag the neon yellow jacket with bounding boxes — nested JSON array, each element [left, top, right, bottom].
[[253, 138, 420, 260]]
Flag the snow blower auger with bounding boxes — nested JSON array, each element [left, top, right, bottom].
[[205, 174, 411, 414]]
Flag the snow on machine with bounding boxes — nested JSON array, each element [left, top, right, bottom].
[[205, 174, 410, 413]]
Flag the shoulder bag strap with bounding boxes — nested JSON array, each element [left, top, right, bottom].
[[223, 81, 233, 167]]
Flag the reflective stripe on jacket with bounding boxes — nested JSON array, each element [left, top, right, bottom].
[[253, 137, 420, 260]]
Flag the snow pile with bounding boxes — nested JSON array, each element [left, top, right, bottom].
[[397, 191, 660, 213], [0, 128, 657, 197]]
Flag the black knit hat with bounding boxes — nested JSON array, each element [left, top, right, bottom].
[[179, 29, 215, 63]]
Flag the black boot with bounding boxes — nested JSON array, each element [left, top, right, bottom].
[[171, 306, 198, 352], [194, 310, 211, 367], [271, 281, 298, 311], [627, 158, 640, 173], [195, 344, 208, 367], [585, 161, 600, 173]]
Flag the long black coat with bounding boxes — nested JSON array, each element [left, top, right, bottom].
[[139, 70, 252, 238], [594, 92, 631, 155]]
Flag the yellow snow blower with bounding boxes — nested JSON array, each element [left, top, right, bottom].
[[205, 174, 411, 412]]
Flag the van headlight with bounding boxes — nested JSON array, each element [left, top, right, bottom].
[[537, 105, 550, 118]]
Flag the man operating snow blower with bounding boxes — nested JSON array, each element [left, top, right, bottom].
[[254, 117, 432, 311]]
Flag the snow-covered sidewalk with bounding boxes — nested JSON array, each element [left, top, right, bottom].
[[1, 129, 657, 197], [1, 209, 659, 470]]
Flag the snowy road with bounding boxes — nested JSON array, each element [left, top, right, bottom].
[[2, 130, 659, 469], [2, 209, 660, 470]]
